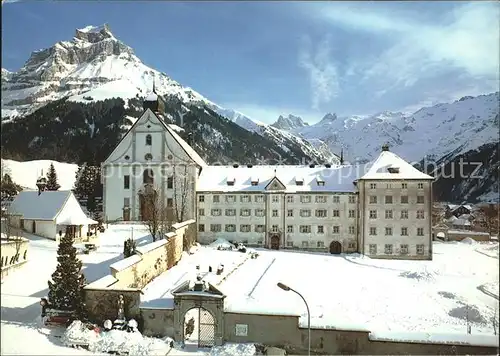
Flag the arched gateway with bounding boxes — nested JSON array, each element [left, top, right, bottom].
[[329, 241, 342, 254], [171, 278, 225, 348]]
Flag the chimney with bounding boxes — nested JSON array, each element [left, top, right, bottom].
[[340, 148, 344, 165], [382, 143, 390, 152]]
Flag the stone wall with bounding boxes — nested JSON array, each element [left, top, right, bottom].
[[108, 220, 191, 289], [1, 237, 29, 280], [84, 286, 142, 324], [83, 220, 194, 323], [140, 308, 175, 338], [224, 312, 499, 355]]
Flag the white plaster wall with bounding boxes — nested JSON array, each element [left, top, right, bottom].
[[196, 191, 359, 249], [360, 180, 432, 259], [24, 219, 56, 239], [103, 109, 199, 222]]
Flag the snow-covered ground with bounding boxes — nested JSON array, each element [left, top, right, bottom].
[[1, 225, 257, 355], [0, 224, 150, 355], [1, 159, 79, 190], [143, 240, 499, 338], [3, 227, 498, 354]]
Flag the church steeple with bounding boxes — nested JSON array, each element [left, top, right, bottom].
[[143, 75, 165, 115], [36, 169, 47, 196]]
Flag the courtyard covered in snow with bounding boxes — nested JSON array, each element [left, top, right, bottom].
[[1, 223, 499, 355], [142, 239, 499, 336]]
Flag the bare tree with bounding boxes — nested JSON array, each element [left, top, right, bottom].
[[172, 164, 196, 249], [139, 184, 171, 242], [172, 164, 190, 223], [476, 204, 499, 236]]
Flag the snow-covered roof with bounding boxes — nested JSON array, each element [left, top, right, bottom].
[[57, 216, 98, 225], [8, 190, 71, 220], [54, 193, 96, 225], [164, 123, 207, 167], [197, 165, 360, 193], [145, 92, 158, 102], [450, 218, 471, 226], [360, 150, 433, 180]]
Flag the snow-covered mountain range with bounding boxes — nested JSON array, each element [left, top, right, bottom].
[[270, 94, 499, 164], [1, 24, 337, 164], [1, 24, 498, 202]]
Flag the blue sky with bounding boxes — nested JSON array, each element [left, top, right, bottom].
[[2, 1, 499, 124]]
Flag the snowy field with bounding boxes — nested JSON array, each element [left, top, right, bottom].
[[1, 159, 78, 190], [143, 239, 499, 338], [2, 227, 498, 354], [0, 224, 255, 355], [1, 224, 149, 355]]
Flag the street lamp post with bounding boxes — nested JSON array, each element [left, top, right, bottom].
[[277, 282, 311, 355]]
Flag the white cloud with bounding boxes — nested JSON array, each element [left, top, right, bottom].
[[298, 35, 340, 110], [316, 2, 499, 92]]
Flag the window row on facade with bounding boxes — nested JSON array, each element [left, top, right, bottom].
[[198, 194, 357, 204], [369, 182, 425, 190], [123, 173, 174, 188], [369, 195, 425, 204], [369, 209, 426, 219], [198, 223, 357, 234], [369, 243, 426, 255], [199, 208, 357, 218], [368, 226, 426, 236]]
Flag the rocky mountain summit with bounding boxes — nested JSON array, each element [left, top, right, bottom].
[[1, 24, 338, 167]]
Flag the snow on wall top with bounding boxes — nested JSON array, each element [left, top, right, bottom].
[[360, 150, 434, 180], [8, 190, 71, 220]]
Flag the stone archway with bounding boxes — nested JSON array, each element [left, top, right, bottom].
[[172, 280, 225, 347], [329, 241, 342, 254], [183, 307, 215, 348], [270, 235, 280, 250]]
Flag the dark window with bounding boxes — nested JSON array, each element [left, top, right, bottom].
[[146, 134, 152, 146], [143, 169, 154, 184], [124, 175, 130, 189], [167, 176, 173, 189], [167, 198, 173, 207]]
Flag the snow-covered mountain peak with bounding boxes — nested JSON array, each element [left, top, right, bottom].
[[319, 112, 338, 124], [75, 24, 115, 42], [271, 114, 309, 130], [1, 25, 215, 118]]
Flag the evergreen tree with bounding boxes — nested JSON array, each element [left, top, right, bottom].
[[1, 173, 22, 201], [47, 233, 87, 318], [46, 163, 61, 191]]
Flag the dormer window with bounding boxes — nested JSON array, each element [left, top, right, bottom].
[[387, 166, 400, 174], [227, 177, 235, 186], [251, 177, 259, 186], [295, 177, 304, 186], [316, 176, 325, 186], [146, 134, 152, 146]]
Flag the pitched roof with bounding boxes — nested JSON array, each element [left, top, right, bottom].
[[359, 151, 434, 180], [197, 165, 360, 193], [8, 190, 71, 220], [103, 108, 207, 167], [164, 123, 207, 167]]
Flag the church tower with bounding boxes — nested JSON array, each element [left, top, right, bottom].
[[143, 76, 166, 115]]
